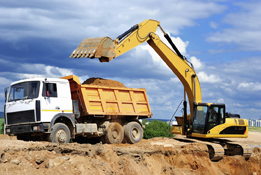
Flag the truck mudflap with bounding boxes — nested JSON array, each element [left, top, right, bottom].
[[5, 123, 46, 135]]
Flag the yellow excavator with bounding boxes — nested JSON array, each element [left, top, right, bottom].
[[69, 19, 252, 160]]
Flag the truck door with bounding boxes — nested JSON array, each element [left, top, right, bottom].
[[41, 81, 73, 122], [41, 82, 61, 122]]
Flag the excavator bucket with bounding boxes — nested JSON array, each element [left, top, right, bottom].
[[69, 37, 116, 62]]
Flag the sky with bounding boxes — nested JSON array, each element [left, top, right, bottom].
[[1, 0, 261, 120]]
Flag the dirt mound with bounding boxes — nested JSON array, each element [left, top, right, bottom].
[[0, 135, 260, 175], [82, 77, 126, 88], [0, 134, 16, 140]]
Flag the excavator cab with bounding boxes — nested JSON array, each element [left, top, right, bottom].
[[189, 103, 248, 138], [192, 103, 225, 135]]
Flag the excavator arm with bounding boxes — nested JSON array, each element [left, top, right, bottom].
[[69, 19, 202, 118], [70, 19, 254, 160]]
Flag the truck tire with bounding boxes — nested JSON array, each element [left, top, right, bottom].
[[124, 122, 143, 144], [105, 122, 124, 144], [49, 123, 71, 144]]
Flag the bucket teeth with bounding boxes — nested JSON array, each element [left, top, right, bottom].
[[69, 37, 116, 62]]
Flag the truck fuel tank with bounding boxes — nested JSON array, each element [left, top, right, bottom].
[[76, 123, 97, 134]]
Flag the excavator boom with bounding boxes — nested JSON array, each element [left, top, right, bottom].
[[70, 19, 160, 62], [70, 19, 255, 161], [69, 19, 202, 118]]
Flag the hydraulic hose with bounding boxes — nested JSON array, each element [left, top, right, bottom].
[[116, 24, 139, 42]]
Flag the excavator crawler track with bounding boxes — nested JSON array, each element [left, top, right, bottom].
[[174, 136, 253, 161], [174, 137, 224, 161], [221, 141, 252, 160]]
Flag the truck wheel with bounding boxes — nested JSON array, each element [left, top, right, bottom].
[[49, 123, 71, 144], [124, 122, 143, 144], [105, 122, 124, 144]]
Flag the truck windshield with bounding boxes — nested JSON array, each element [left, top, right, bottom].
[[8, 81, 40, 102]]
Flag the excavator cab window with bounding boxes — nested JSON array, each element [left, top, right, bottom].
[[206, 105, 225, 132], [192, 105, 208, 134], [192, 104, 225, 134]]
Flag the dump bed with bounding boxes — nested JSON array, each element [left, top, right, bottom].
[[62, 75, 152, 118]]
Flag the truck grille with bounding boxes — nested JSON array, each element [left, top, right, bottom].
[[7, 110, 35, 125]]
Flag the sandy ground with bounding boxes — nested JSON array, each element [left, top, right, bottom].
[[0, 133, 260, 175], [228, 132, 261, 145]]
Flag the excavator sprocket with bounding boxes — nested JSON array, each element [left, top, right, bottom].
[[69, 37, 115, 62]]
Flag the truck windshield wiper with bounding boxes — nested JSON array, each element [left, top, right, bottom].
[[21, 96, 28, 100]]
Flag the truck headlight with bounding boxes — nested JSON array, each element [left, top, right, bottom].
[[6, 128, 10, 133], [33, 126, 39, 131]]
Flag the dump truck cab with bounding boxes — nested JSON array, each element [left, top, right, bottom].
[[4, 75, 151, 144], [4, 78, 75, 138]]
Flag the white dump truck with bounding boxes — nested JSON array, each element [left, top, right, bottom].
[[4, 75, 152, 144]]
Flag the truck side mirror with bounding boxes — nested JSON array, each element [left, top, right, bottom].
[[4, 87, 8, 102]]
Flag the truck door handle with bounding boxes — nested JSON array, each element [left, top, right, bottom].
[[55, 107, 60, 110]]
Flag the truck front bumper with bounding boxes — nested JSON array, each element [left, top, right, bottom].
[[5, 123, 47, 135]]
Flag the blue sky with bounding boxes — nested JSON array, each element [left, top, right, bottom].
[[1, 0, 261, 120]]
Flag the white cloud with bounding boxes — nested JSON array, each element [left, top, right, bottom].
[[0, 59, 74, 87], [0, 0, 226, 43], [238, 82, 261, 91], [232, 103, 247, 107], [207, 1, 261, 51], [210, 21, 218, 29], [170, 77, 180, 83], [189, 56, 203, 70], [217, 98, 224, 103], [16, 64, 73, 79], [170, 36, 189, 55], [138, 35, 219, 87], [197, 71, 222, 83], [78, 75, 90, 84], [208, 49, 224, 54], [125, 79, 162, 93], [139, 33, 191, 76], [0, 77, 12, 87]]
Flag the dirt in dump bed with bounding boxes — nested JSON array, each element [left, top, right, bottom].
[[82, 77, 126, 88]]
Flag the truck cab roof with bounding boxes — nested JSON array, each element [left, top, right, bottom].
[[10, 77, 68, 86]]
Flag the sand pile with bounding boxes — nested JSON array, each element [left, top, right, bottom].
[[0, 134, 260, 175], [82, 77, 126, 88]]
